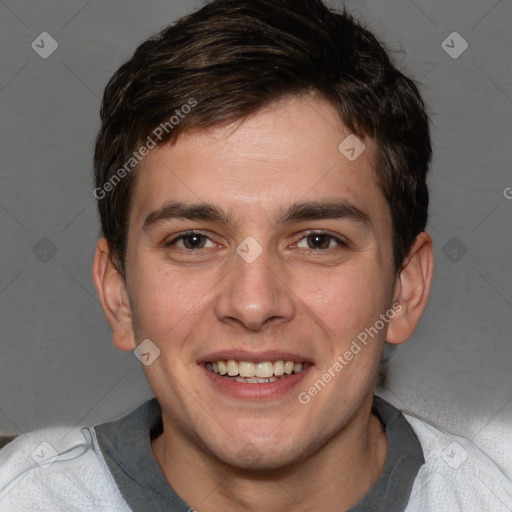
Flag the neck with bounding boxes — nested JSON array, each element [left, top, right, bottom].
[[151, 396, 387, 512]]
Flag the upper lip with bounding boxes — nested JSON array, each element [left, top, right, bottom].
[[198, 350, 313, 364]]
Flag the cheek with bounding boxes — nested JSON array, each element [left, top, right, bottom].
[[127, 261, 217, 341], [297, 263, 387, 335]]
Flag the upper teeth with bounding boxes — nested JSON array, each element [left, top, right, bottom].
[[206, 360, 304, 378]]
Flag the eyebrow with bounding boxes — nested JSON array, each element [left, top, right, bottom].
[[142, 200, 371, 231], [143, 202, 229, 231], [279, 200, 371, 227]]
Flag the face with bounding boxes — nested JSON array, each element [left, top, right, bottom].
[[120, 95, 398, 469]]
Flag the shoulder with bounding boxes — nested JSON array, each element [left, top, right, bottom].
[[403, 413, 512, 512], [0, 426, 130, 511]]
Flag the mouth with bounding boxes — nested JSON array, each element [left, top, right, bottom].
[[204, 359, 311, 384]]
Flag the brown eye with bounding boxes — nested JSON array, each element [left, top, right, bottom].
[[166, 232, 215, 250], [296, 232, 347, 250], [306, 234, 332, 249], [181, 234, 207, 249]]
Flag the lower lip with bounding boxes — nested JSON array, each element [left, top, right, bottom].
[[201, 365, 312, 400]]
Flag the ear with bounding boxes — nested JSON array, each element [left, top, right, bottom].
[[92, 238, 136, 352], [386, 232, 434, 345]]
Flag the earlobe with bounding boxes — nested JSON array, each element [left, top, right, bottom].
[[92, 238, 136, 351], [386, 232, 434, 345]]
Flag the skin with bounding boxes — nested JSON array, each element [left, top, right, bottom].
[[93, 94, 434, 511]]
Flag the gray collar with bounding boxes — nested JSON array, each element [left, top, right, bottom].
[[95, 396, 424, 511]]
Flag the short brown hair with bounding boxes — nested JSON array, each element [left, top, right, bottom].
[[94, 0, 431, 277]]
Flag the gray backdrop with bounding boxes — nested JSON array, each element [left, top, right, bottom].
[[1, 0, 511, 474]]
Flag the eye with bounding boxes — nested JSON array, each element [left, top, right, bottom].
[[166, 231, 216, 250], [296, 232, 348, 250]]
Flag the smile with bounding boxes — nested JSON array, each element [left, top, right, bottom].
[[204, 360, 309, 384]]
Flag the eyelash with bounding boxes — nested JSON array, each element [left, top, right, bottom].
[[164, 230, 350, 251], [164, 230, 217, 250], [296, 230, 350, 250]]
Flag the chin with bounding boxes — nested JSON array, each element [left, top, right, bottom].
[[201, 430, 315, 472]]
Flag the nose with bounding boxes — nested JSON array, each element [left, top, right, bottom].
[[214, 248, 296, 331]]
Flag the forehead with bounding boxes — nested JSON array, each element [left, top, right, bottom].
[[129, 95, 386, 228]]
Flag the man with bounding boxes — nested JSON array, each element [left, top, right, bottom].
[[1, 0, 510, 510]]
